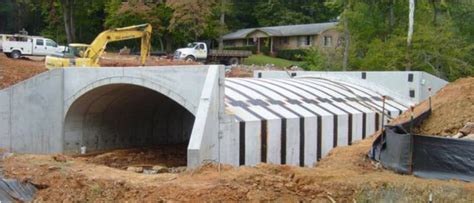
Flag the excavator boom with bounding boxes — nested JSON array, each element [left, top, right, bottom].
[[85, 23, 152, 66], [45, 24, 152, 69]]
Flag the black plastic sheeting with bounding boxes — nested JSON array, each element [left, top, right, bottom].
[[370, 109, 474, 182], [0, 178, 37, 202]]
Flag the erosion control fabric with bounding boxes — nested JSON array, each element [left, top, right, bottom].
[[370, 109, 474, 182], [0, 178, 37, 202]]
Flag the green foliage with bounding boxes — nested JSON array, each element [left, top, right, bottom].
[[333, 0, 474, 81], [302, 47, 342, 71], [276, 49, 307, 61], [224, 46, 256, 53], [243, 54, 302, 68]]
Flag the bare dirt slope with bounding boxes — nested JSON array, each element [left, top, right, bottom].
[[393, 77, 474, 136], [4, 134, 474, 202], [0, 54, 47, 89], [0, 53, 198, 90]]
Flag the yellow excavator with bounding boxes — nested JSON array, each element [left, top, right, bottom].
[[45, 23, 152, 69]]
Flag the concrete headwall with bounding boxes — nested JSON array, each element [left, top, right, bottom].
[[0, 66, 214, 156]]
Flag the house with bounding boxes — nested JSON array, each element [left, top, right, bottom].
[[222, 22, 341, 54]]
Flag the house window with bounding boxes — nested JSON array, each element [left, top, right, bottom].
[[280, 37, 289, 44], [247, 38, 255, 46], [298, 35, 312, 47], [323, 36, 333, 47], [224, 40, 235, 47]]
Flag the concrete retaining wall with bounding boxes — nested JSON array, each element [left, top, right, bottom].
[[253, 71, 448, 104]]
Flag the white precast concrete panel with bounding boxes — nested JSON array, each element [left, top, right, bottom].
[[224, 77, 410, 167]]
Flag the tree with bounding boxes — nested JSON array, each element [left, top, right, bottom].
[[166, 0, 216, 41], [406, 0, 415, 70], [60, 0, 75, 43]]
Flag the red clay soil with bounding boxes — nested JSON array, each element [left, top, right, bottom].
[[99, 53, 199, 67], [0, 53, 200, 90], [4, 134, 474, 202], [392, 77, 474, 136], [0, 54, 47, 89]]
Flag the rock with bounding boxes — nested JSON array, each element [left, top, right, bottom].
[[152, 165, 169, 173], [169, 166, 187, 173], [143, 169, 158, 174], [119, 46, 131, 55], [126, 166, 143, 173], [48, 166, 60, 171], [461, 134, 474, 140], [459, 122, 474, 136]]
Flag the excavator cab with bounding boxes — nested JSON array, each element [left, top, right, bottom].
[[62, 44, 89, 58]]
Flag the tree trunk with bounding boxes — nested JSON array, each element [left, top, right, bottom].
[[406, 0, 415, 71], [218, 0, 226, 50], [61, 0, 75, 43], [342, 0, 350, 71], [431, 0, 439, 25], [388, 0, 395, 32]]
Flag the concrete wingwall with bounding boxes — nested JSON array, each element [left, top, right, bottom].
[[187, 65, 225, 167], [0, 70, 64, 153], [0, 66, 215, 157]]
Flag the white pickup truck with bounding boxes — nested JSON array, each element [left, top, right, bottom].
[[2, 36, 64, 59], [174, 42, 251, 65]]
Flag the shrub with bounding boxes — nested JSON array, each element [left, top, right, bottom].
[[224, 46, 256, 53], [276, 49, 307, 61]]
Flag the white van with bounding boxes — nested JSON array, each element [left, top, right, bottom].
[[2, 36, 65, 59]]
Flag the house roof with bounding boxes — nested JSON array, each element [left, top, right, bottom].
[[223, 22, 338, 40]]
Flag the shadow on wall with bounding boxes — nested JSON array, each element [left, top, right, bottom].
[[63, 84, 195, 154]]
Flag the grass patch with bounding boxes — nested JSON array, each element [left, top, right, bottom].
[[243, 54, 303, 68]]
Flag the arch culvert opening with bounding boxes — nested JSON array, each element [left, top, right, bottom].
[[64, 84, 195, 173]]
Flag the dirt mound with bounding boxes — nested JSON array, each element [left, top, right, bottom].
[[0, 54, 47, 89], [392, 77, 474, 136], [4, 135, 474, 202], [99, 53, 199, 66], [0, 53, 200, 90]]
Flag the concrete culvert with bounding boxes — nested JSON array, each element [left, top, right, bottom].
[[63, 84, 195, 162]]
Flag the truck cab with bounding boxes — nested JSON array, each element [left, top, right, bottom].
[[2, 36, 65, 59], [174, 42, 208, 61], [174, 42, 251, 65]]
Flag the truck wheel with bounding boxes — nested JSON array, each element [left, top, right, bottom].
[[228, 57, 240, 65], [10, 50, 21, 59], [185, 56, 196, 62]]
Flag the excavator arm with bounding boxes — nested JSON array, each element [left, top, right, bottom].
[[84, 23, 152, 66]]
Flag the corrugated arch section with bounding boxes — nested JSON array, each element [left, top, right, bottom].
[[223, 78, 408, 167]]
